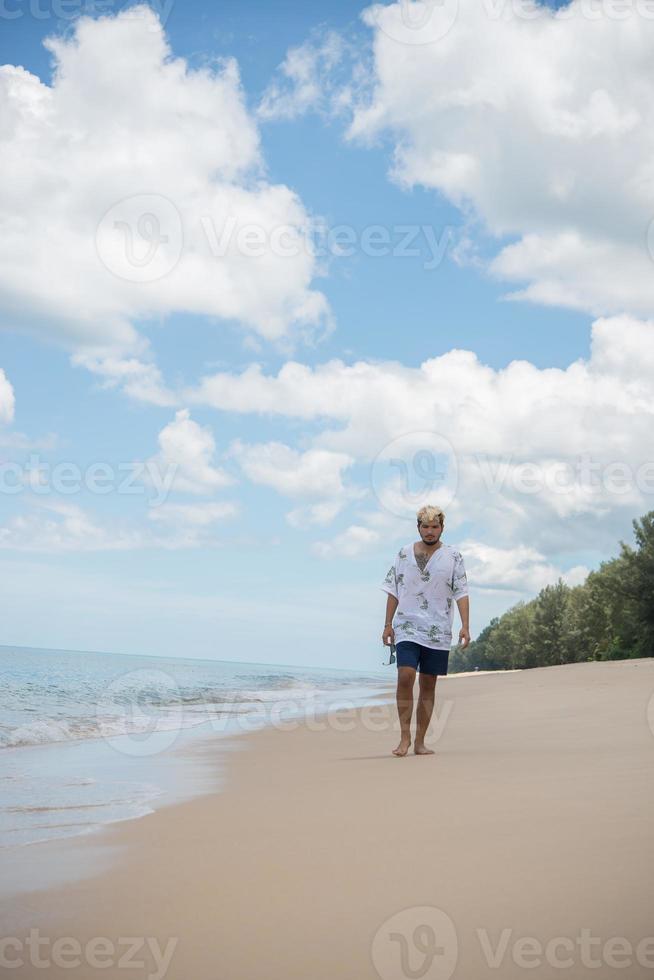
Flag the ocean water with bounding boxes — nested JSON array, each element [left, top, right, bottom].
[[0, 645, 392, 852]]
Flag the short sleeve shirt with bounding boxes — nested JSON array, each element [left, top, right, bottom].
[[380, 542, 469, 650]]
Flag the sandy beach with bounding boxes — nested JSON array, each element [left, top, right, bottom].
[[4, 657, 654, 980]]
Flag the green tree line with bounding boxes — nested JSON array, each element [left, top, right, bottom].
[[450, 510, 654, 672]]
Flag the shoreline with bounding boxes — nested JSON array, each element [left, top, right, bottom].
[[0, 668, 515, 856], [0, 681, 399, 904], [0, 676, 395, 855], [4, 658, 654, 979]]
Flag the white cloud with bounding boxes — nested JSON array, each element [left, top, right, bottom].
[[71, 352, 176, 407], [286, 499, 349, 527], [258, 30, 362, 121], [0, 369, 59, 449], [147, 500, 238, 526], [0, 5, 331, 398], [0, 497, 238, 552], [186, 313, 654, 560], [0, 368, 15, 424], [0, 500, 145, 552], [227, 438, 363, 526], [0, 431, 58, 450], [312, 524, 381, 558], [145, 409, 235, 495], [228, 439, 355, 495], [461, 540, 589, 594], [338, 0, 654, 319], [0, 408, 239, 553]]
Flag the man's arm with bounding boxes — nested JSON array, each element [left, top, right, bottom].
[[383, 594, 398, 645], [456, 595, 470, 648]]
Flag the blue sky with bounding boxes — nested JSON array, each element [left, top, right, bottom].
[[1, 0, 653, 668]]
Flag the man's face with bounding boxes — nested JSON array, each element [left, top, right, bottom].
[[418, 520, 442, 545]]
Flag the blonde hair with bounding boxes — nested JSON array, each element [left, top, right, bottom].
[[417, 504, 445, 528]]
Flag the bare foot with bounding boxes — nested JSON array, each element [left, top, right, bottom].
[[413, 743, 435, 755], [392, 738, 411, 756]]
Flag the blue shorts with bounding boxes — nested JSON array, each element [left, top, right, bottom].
[[395, 641, 449, 676]]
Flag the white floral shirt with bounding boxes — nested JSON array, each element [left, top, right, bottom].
[[380, 542, 469, 650]]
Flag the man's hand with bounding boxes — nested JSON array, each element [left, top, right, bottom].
[[382, 625, 395, 646], [458, 627, 470, 649]]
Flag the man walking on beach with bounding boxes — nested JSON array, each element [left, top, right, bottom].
[[381, 505, 470, 756]]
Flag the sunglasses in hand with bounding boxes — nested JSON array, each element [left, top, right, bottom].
[[382, 640, 396, 666]]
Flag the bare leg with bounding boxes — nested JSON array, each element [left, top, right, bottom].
[[392, 666, 415, 756], [414, 672, 437, 754]]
